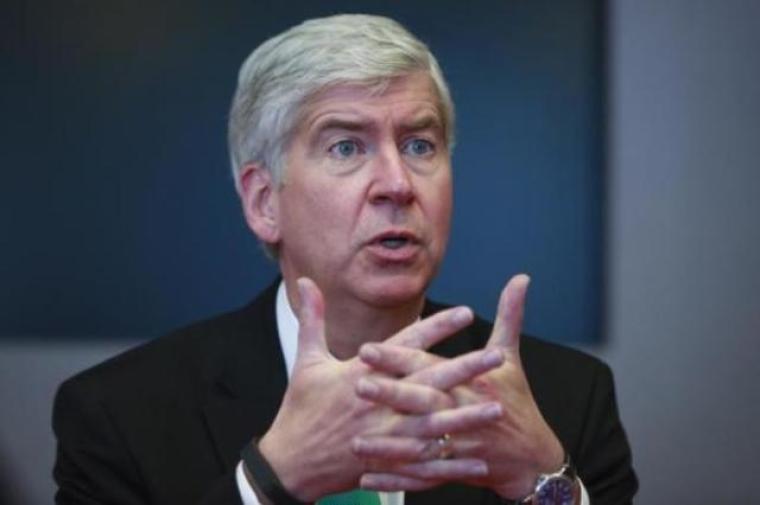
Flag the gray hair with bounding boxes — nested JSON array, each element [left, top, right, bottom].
[[227, 13, 455, 190]]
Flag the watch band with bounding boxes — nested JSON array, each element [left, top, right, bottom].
[[240, 438, 308, 505]]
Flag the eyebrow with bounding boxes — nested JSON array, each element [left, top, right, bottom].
[[399, 114, 443, 133], [311, 117, 374, 133], [307, 112, 444, 138]]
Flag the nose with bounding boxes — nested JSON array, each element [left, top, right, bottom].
[[368, 145, 414, 207]]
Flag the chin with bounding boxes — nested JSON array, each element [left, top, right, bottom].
[[358, 272, 431, 309]]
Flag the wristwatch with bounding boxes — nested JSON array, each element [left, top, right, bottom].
[[519, 454, 580, 505]]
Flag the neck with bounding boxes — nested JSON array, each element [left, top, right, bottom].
[[282, 277, 424, 360], [325, 296, 424, 359]]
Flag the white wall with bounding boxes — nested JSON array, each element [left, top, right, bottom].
[[598, 0, 760, 502], [0, 340, 138, 504], [1, 1, 759, 503]]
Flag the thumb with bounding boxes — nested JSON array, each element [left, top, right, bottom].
[[294, 277, 330, 364], [487, 274, 530, 352]]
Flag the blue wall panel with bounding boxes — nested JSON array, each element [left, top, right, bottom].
[[1, 0, 604, 343]]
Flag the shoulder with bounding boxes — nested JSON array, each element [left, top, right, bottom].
[[55, 281, 279, 408], [519, 333, 611, 386]]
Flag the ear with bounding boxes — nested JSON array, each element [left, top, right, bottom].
[[239, 163, 281, 245]]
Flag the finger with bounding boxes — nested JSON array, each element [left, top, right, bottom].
[[360, 345, 503, 391], [487, 274, 530, 351], [359, 343, 441, 377], [365, 458, 488, 482], [294, 277, 330, 362], [360, 473, 437, 492], [353, 435, 433, 461], [355, 435, 474, 462], [385, 306, 473, 350], [356, 376, 454, 413], [406, 347, 505, 390], [355, 433, 485, 462], [392, 402, 502, 437]]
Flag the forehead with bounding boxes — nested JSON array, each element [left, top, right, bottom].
[[297, 72, 445, 131]]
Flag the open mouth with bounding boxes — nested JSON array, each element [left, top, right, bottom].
[[370, 231, 419, 252], [379, 237, 410, 249]]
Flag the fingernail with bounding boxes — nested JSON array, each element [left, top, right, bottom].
[[482, 348, 504, 367], [484, 402, 503, 418], [357, 378, 380, 396], [471, 462, 489, 476], [359, 344, 380, 362], [351, 437, 365, 453], [453, 307, 472, 325]]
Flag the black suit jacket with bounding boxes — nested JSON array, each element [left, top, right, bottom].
[[53, 281, 637, 504]]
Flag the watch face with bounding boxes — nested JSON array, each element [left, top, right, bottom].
[[536, 477, 575, 505]]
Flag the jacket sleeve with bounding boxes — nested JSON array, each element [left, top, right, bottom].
[[53, 377, 243, 505]]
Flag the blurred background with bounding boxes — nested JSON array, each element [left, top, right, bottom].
[[2, 0, 759, 503]]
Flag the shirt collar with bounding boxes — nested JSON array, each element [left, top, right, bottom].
[[275, 280, 299, 379]]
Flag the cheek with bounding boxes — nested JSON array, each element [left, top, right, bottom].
[[429, 176, 453, 237], [282, 181, 358, 240], [278, 189, 321, 244]]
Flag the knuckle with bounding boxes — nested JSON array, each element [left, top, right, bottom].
[[472, 375, 492, 393], [410, 351, 428, 371]]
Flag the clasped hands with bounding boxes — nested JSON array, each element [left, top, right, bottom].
[[258, 275, 564, 502]]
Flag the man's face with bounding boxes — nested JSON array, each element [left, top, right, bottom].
[[274, 72, 452, 308]]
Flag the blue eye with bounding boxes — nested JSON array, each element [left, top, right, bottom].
[[329, 139, 361, 159], [403, 138, 434, 157]]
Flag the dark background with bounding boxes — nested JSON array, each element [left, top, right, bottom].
[[1, 0, 604, 342]]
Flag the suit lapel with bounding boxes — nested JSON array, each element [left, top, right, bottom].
[[200, 280, 289, 469]]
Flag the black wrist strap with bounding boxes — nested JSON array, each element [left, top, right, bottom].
[[240, 439, 308, 505]]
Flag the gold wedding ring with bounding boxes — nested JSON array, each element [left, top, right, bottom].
[[436, 433, 453, 459]]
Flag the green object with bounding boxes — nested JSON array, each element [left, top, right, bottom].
[[317, 489, 381, 505]]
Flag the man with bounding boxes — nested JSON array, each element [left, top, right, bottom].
[[53, 14, 637, 505]]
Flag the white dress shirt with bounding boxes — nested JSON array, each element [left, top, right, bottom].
[[235, 282, 588, 505]]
